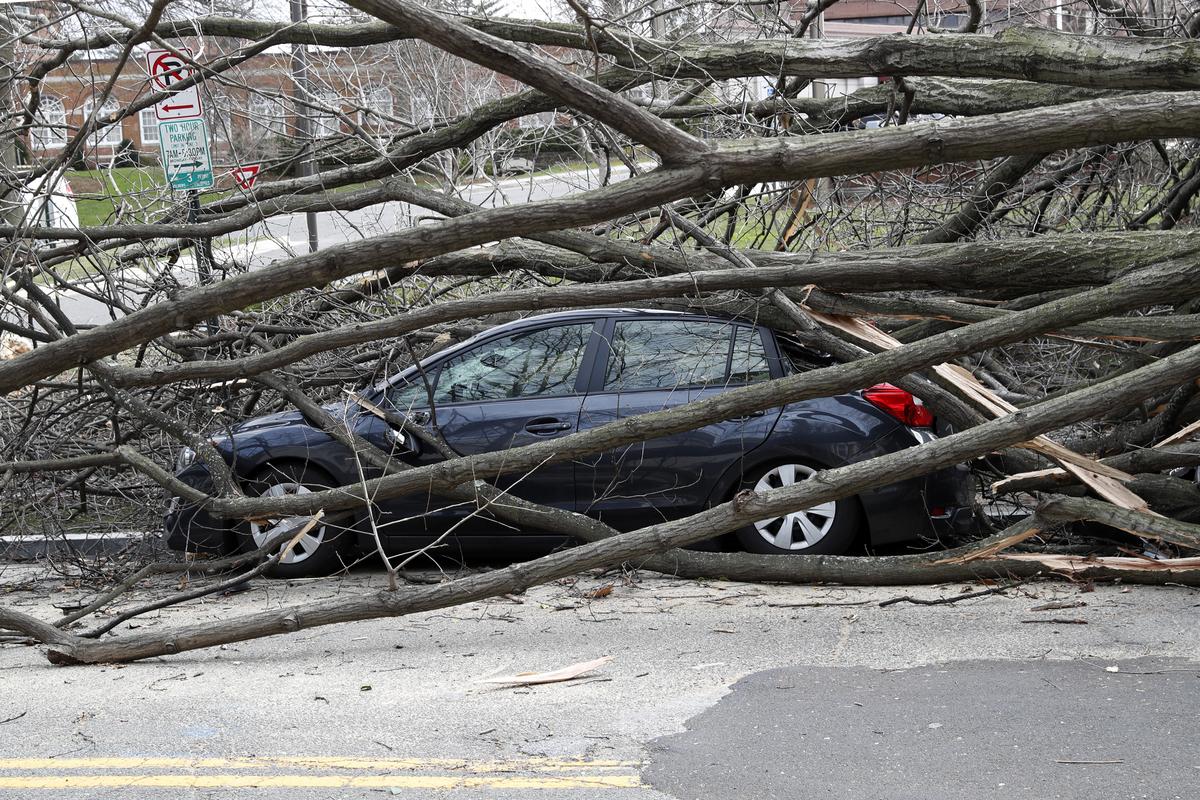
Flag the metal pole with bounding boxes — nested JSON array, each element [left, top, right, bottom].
[[187, 189, 219, 335], [0, 6, 20, 232], [290, 0, 319, 253], [187, 190, 213, 286]]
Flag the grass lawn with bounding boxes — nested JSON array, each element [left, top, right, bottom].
[[68, 166, 226, 228], [67, 167, 380, 228]]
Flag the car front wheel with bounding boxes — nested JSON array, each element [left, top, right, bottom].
[[238, 463, 350, 577], [734, 462, 861, 555]]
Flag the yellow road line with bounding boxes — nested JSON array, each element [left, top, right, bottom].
[[0, 774, 641, 790], [0, 756, 637, 772]]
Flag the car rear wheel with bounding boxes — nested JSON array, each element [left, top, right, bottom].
[[238, 463, 350, 578], [734, 462, 861, 555]]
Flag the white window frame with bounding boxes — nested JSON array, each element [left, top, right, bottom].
[[360, 87, 394, 125], [360, 88, 393, 118], [82, 98, 121, 148], [32, 95, 67, 150], [249, 95, 288, 137], [516, 110, 555, 129], [410, 91, 433, 126], [310, 90, 341, 139], [138, 107, 159, 147]]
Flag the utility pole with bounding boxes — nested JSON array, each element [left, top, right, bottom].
[[290, 0, 319, 254], [0, 4, 20, 232], [808, 1, 826, 101], [777, 1, 826, 250]]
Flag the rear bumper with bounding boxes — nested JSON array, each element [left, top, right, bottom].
[[923, 461, 979, 538]]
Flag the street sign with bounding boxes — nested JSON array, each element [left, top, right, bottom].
[[146, 48, 203, 121], [231, 164, 261, 190], [160, 119, 214, 190]]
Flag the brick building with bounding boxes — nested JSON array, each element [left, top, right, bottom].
[[28, 46, 411, 166], [22, 1, 1160, 165]]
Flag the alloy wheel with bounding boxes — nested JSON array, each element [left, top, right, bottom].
[[751, 463, 837, 551], [248, 482, 325, 564]]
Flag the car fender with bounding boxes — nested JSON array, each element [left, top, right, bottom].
[[703, 397, 934, 545], [224, 425, 360, 486]]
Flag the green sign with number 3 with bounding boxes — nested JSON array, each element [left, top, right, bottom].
[[159, 119, 214, 191]]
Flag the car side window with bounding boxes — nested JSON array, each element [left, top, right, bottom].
[[730, 326, 771, 384], [603, 320, 735, 391], [430, 323, 593, 405], [387, 373, 435, 412]]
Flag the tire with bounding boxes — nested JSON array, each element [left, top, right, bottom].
[[237, 462, 351, 578], [733, 461, 862, 555]]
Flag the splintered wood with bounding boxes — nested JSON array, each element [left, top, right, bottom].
[[802, 307, 1153, 513]]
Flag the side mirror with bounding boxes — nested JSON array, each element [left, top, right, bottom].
[[385, 424, 420, 456]]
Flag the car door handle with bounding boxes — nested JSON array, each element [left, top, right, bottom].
[[525, 417, 573, 435], [733, 410, 766, 421]]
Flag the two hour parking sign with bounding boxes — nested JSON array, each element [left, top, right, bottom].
[[160, 119, 214, 191]]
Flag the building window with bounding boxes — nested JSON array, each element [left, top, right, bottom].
[[32, 95, 67, 150], [361, 87, 394, 120], [310, 90, 341, 138], [410, 91, 433, 126], [82, 98, 121, 148], [249, 95, 288, 137], [139, 107, 159, 147], [516, 110, 555, 128]]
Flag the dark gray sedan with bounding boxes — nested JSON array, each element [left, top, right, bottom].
[[166, 309, 974, 576]]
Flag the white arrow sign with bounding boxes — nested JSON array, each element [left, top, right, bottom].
[[146, 48, 203, 121]]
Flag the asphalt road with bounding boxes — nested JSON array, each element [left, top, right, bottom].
[[2, 566, 1198, 798], [646, 659, 1199, 800]]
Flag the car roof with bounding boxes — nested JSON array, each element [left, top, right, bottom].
[[439, 308, 764, 361], [483, 307, 749, 336]]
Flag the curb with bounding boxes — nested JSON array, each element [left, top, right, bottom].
[[0, 532, 159, 561]]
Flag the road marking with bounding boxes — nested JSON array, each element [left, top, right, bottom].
[[0, 774, 641, 789], [0, 756, 643, 790], [0, 756, 636, 771]]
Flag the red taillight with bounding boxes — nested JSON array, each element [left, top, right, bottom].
[[863, 383, 934, 428]]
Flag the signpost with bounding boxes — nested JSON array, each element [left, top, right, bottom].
[[159, 119, 214, 191], [145, 48, 215, 295]]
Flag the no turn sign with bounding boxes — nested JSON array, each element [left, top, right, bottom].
[[145, 48, 204, 121]]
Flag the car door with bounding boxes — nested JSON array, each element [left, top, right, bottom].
[[374, 320, 601, 534], [576, 317, 781, 530]]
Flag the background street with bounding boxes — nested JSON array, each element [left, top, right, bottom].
[[10, 163, 643, 329]]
